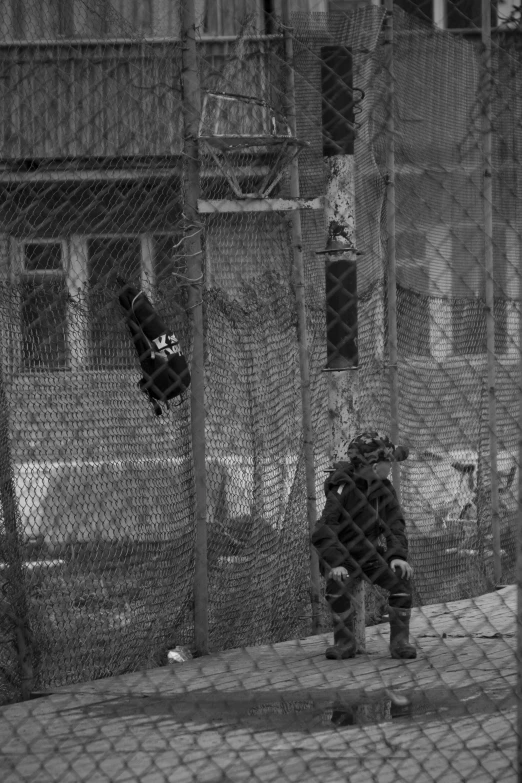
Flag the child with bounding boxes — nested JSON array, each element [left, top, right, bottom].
[[311, 431, 417, 660]]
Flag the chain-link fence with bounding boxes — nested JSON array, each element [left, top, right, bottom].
[[0, 0, 519, 781]]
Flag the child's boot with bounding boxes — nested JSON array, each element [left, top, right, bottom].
[[389, 607, 417, 659], [325, 581, 357, 660]]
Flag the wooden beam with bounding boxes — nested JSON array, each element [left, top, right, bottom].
[[197, 197, 324, 213]]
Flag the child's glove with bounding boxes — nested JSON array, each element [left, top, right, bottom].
[[390, 559, 413, 580]]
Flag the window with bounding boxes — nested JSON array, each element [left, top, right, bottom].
[[396, 231, 428, 292], [87, 237, 142, 369], [392, 0, 434, 25], [20, 242, 68, 371], [446, 0, 497, 29], [451, 226, 507, 356], [4, 0, 305, 41], [396, 230, 431, 356], [16, 234, 183, 372], [370, 0, 498, 30], [397, 225, 510, 359]]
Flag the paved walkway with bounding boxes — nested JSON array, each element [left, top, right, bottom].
[[0, 586, 517, 783]]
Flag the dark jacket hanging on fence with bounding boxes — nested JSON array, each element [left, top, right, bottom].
[[311, 461, 409, 575], [119, 285, 190, 415]]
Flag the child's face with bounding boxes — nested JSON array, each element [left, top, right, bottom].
[[372, 460, 392, 479], [356, 460, 392, 481]]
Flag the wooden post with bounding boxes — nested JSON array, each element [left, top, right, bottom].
[[384, 0, 401, 502], [180, 0, 209, 655], [281, 7, 321, 634], [482, 0, 502, 585]]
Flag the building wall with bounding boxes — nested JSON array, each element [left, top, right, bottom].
[[0, 0, 329, 41], [0, 36, 283, 159]]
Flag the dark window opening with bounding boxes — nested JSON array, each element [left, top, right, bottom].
[[263, 0, 276, 35], [393, 0, 433, 24], [446, 0, 497, 29], [88, 237, 141, 369], [23, 242, 63, 272], [20, 242, 68, 371], [321, 45, 355, 157]]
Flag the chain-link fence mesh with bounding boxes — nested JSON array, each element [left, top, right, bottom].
[[0, 1, 519, 781]]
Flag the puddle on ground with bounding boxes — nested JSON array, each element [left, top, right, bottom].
[[231, 685, 514, 731], [73, 684, 516, 732]]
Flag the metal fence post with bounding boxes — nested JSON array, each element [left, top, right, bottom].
[[482, 0, 502, 585], [180, 0, 209, 656], [518, 152, 522, 782], [0, 366, 33, 700], [518, 278, 522, 783], [281, 7, 321, 634], [384, 0, 401, 501]]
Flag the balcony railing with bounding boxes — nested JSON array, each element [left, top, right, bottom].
[[0, 37, 283, 160]]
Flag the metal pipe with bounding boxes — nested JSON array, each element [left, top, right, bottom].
[[0, 365, 33, 700], [482, 0, 502, 584], [512, 5, 522, 773], [180, 0, 209, 655], [0, 34, 284, 48], [281, 5, 321, 634], [384, 0, 401, 500], [516, 201, 522, 783]]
